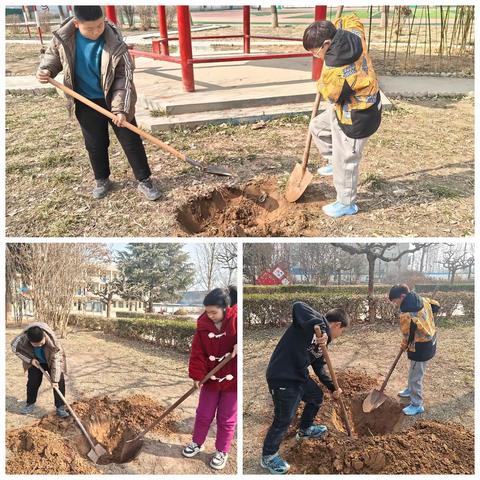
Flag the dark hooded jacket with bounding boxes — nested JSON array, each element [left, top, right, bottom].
[[266, 302, 335, 391]]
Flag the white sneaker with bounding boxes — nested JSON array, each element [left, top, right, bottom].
[[182, 442, 204, 458], [210, 450, 228, 470]]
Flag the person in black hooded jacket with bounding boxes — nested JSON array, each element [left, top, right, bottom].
[[389, 284, 440, 416], [302, 13, 382, 219], [260, 301, 349, 475]]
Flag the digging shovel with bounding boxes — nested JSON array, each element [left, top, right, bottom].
[[46, 77, 233, 177], [35, 363, 107, 463], [362, 347, 404, 413], [117, 351, 235, 463], [314, 325, 352, 436]]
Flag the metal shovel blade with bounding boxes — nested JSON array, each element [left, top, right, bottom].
[[362, 389, 388, 413], [284, 163, 313, 203], [184, 156, 233, 177], [118, 433, 144, 464], [87, 444, 108, 464]]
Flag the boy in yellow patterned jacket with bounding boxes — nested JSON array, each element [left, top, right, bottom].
[[389, 284, 440, 416], [303, 13, 382, 218]]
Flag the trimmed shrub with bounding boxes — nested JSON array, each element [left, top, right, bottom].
[[244, 291, 474, 328], [243, 284, 392, 295], [115, 311, 165, 319], [414, 283, 474, 293], [68, 314, 196, 352]]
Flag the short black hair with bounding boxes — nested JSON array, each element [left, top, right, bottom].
[[26, 326, 45, 343], [303, 20, 337, 50], [325, 308, 350, 328], [389, 284, 410, 301], [203, 287, 235, 309], [73, 6, 103, 22]]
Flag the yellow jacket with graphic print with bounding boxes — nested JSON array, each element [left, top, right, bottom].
[[399, 292, 440, 362], [318, 13, 382, 139]]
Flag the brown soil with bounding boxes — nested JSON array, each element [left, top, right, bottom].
[[176, 178, 328, 236], [6, 394, 180, 474], [284, 370, 474, 474]]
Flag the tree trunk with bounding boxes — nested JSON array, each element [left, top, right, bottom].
[[271, 6, 279, 28], [58, 6, 66, 21], [367, 255, 376, 322], [106, 299, 111, 318], [450, 269, 456, 284], [419, 247, 427, 272]]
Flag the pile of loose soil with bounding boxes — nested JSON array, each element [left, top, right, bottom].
[[6, 394, 180, 473], [176, 179, 329, 237], [6, 426, 99, 474], [285, 369, 474, 474]]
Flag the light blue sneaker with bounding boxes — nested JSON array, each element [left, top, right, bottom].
[[398, 387, 411, 398], [402, 404, 425, 416], [296, 424, 328, 440], [261, 454, 290, 475], [322, 201, 359, 218], [317, 165, 333, 176]]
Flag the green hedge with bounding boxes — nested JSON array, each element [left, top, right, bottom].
[[115, 311, 165, 319], [244, 291, 474, 328], [69, 314, 196, 352], [414, 283, 474, 293], [243, 285, 393, 295]]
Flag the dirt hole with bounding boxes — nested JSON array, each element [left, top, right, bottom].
[[285, 369, 474, 474], [176, 179, 327, 237], [6, 395, 180, 474]]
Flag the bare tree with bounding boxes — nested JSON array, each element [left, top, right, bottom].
[[243, 243, 275, 284], [196, 244, 220, 291], [121, 6, 135, 28], [6, 244, 94, 337], [440, 244, 474, 283], [333, 243, 429, 321], [216, 243, 238, 286]]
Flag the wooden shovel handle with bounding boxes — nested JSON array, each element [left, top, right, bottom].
[[379, 347, 404, 392], [47, 77, 185, 162], [314, 325, 352, 436], [135, 351, 234, 439], [301, 92, 322, 174], [35, 363, 97, 450]]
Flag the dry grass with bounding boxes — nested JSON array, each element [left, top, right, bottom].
[[6, 93, 474, 237]]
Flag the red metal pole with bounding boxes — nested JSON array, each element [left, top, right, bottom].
[[32, 6, 43, 45], [22, 6, 32, 38], [243, 6, 250, 54], [157, 6, 170, 56], [177, 6, 194, 92], [105, 6, 117, 25], [312, 5, 327, 80]]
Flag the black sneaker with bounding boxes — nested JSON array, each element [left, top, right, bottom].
[[92, 178, 111, 199], [137, 177, 161, 201]]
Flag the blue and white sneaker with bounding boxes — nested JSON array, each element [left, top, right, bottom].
[[296, 424, 328, 440], [322, 201, 359, 218], [317, 165, 333, 176], [402, 404, 425, 416], [261, 453, 290, 474], [398, 387, 411, 398]]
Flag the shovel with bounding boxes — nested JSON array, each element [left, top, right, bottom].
[[117, 351, 234, 463], [284, 92, 320, 202], [314, 325, 352, 436], [362, 347, 404, 413], [35, 363, 107, 463], [46, 77, 233, 177]]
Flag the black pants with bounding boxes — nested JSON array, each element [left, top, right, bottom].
[[75, 99, 151, 181], [262, 378, 324, 456], [26, 363, 66, 408]]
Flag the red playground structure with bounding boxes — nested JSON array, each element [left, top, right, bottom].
[[104, 5, 327, 92]]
